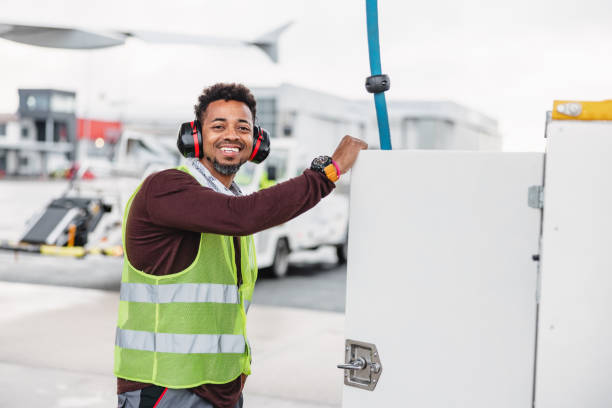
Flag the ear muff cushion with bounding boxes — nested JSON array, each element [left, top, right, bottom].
[[249, 127, 263, 161], [177, 120, 203, 158], [249, 126, 270, 164], [191, 121, 201, 159]]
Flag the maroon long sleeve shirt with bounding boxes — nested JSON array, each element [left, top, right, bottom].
[[118, 168, 335, 408]]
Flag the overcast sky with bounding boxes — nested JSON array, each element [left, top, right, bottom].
[[1, 0, 611, 150]]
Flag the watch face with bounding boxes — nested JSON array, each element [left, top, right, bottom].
[[312, 155, 332, 172]]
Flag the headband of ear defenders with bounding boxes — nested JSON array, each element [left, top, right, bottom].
[[177, 119, 270, 164]]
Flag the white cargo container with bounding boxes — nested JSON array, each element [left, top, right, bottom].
[[339, 102, 612, 407]]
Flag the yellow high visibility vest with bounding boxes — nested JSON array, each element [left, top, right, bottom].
[[114, 167, 258, 387]]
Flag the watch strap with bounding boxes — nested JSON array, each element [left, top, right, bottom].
[[324, 164, 339, 182]]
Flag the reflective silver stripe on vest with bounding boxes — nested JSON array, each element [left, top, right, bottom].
[[243, 299, 251, 314], [116, 328, 155, 352], [120, 283, 240, 304], [116, 328, 246, 354]]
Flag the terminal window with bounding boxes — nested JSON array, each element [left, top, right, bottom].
[[256, 97, 277, 138]]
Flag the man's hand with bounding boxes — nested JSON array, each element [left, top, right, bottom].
[[331, 135, 368, 175]]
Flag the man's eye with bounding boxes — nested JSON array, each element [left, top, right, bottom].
[[212, 125, 224, 130], [239, 127, 250, 132]]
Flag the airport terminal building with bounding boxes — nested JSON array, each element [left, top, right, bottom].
[[252, 84, 500, 155], [0, 84, 500, 177]]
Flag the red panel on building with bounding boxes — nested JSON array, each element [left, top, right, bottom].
[[77, 119, 122, 142]]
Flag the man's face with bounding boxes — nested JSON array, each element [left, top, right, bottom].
[[201, 99, 254, 176]]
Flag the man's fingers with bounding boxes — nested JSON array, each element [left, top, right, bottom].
[[331, 135, 368, 174], [340, 135, 368, 149]]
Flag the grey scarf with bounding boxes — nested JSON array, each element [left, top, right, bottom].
[[185, 158, 243, 197]]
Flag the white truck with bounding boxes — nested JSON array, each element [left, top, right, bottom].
[[74, 129, 181, 179], [235, 138, 349, 278]]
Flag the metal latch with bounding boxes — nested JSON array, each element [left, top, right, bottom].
[[528, 185, 544, 209], [337, 339, 382, 391]]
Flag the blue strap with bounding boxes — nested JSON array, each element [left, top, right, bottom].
[[366, 0, 392, 150]]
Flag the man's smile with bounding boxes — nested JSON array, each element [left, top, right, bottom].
[[217, 143, 244, 158]]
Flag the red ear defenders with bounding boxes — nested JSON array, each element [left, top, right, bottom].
[[177, 120, 270, 164]]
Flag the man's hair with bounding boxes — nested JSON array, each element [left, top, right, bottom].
[[193, 83, 257, 122]]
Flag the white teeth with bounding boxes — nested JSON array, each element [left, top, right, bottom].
[[221, 147, 239, 153]]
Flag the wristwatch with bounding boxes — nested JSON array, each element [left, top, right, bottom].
[[310, 155, 339, 182]]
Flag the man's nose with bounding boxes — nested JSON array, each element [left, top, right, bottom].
[[224, 127, 240, 140]]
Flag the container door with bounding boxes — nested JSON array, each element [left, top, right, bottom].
[[341, 150, 543, 408], [535, 121, 612, 408]]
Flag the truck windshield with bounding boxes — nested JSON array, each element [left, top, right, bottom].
[[235, 161, 257, 187], [264, 148, 288, 180], [234, 148, 289, 189]]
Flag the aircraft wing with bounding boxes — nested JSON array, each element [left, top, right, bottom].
[[126, 30, 244, 47], [0, 23, 125, 49], [249, 21, 293, 63], [0, 21, 292, 62]]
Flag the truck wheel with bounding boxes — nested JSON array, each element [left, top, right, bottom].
[[271, 238, 290, 278]]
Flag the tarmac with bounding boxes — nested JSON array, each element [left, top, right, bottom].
[[0, 179, 347, 407], [0, 281, 345, 407]]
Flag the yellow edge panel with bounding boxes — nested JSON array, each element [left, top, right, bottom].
[[553, 100, 612, 121], [40, 245, 86, 257], [36, 245, 122, 258]]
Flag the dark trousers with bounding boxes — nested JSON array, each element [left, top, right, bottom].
[[118, 386, 244, 408]]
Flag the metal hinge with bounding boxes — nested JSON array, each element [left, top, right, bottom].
[[528, 186, 544, 209], [337, 339, 382, 391]]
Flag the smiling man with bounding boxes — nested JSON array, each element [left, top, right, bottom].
[[200, 98, 253, 180], [114, 83, 367, 408]]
